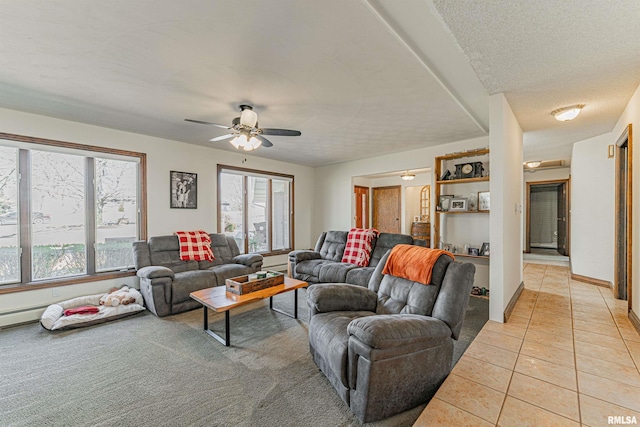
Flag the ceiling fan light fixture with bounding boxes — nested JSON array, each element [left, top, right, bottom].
[[401, 171, 415, 181], [551, 104, 585, 121], [239, 106, 258, 128], [230, 133, 250, 149]]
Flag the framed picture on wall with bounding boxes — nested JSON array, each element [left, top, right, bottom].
[[478, 191, 490, 212], [170, 171, 197, 209]]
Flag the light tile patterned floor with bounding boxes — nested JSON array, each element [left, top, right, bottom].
[[415, 263, 640, 427]]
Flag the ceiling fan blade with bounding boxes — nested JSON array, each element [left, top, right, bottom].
[[210, 133, 235, 142], [255, 134, 273, 148], [260, 128, 302, 137], [185, 119, 232, 130]]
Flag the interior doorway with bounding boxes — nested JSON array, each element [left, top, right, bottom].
[[372, 186, 401, 233], [354, 185, 369, 229], [526, 179, 570, 257], [614, 124, 632, 304]]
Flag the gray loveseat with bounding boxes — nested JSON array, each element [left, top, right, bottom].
[[133, 233, 263, 317], [307, 250, 475, 422], [288, 231, 426, 286]]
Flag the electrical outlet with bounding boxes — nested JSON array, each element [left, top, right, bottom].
[[51, 288, 60, 297]]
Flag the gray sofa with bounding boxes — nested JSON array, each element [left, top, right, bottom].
[[288, 231, 426, 286], [307, 251, 475, 422], [133, 233, 263, 317]]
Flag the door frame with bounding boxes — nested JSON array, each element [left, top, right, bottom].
[[525, 178, 571, 255], [614, 124, 633, 307], [353, 185, 370, 228]]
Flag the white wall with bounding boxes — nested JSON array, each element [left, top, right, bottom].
[[489, 94, 523, 322], [314, 136, 489, 239], [357, 172, 431, 234], [611, 82, 640, 318], [570, 133, 615, 282], [0, 107, 315, 326]]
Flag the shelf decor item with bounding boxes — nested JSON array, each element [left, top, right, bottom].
[[478, 191, 490, 212], [480, 242, 490, 256], [454, 161, 484, 179], [449, 198, 468, 212], [439, 195, 454, 211], [468, 247, 480, 256]]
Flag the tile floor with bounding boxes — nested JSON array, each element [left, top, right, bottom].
[[415, 263, 640, 427]]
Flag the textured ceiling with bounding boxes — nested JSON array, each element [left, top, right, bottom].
[[0, 0, 484, 167], [0, 1, 638, 167], [433, 0, 640, 163]]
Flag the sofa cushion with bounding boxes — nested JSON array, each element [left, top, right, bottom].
[[296, 259, 333, 276], [209, 263, 254, 285], [376, 275, 441, 316], [369, 233, 414, 267], [309, 311, 376, 389], [318, 231, 349, 262], [148, 236, 199, 273], [171, 270, 218, 304], [319, 262, 358, 283], [345, 267, 375, 287]]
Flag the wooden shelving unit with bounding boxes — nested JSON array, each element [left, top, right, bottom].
[[434, 148, 490, 258]]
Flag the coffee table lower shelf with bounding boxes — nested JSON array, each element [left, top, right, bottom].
[[190, 277, 308, 346]]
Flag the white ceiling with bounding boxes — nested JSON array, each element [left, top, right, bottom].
[[0, 1, 638, 167]]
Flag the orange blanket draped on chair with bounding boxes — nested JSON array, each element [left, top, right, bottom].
[[382, 244, 454, 284]]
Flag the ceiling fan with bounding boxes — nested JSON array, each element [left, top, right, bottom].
[[185, 105, 301, 151]]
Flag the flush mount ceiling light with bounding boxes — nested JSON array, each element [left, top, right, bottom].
[[401, 171, 415, 181], [524, 160, 541, 168], [551, 104, 585, 121]]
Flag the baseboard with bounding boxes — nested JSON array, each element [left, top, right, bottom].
[[630, 309, 640, 336], [570, 273, 612, 288], [0, 307, 46, 329], [504, 281, 524, 322]]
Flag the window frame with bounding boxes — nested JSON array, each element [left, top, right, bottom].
[[217, 164, 294, 256], [0, 132, 147, 294]]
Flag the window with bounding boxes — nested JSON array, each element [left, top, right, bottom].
[[218, 165, 293, 255], [0, 133, 146, 288], [0, 146, 19, 284]]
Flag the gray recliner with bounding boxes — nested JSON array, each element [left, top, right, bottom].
[[306, 250, 475, 422]]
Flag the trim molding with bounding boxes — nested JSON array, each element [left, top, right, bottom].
[[630, 309, 640, 336], [504, 281, 524, 322], [570, 273, 612, 288]]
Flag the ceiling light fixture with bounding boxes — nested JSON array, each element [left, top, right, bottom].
[[524, 161, 541, 168], [229, 130, 262, 151], [551, 104, 585, 121], [401, 171, 415, 181]]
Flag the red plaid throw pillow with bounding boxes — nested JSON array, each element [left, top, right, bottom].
[[175, 230, 215, 262], [341, 228, 379, 267]]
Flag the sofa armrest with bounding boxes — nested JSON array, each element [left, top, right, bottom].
[[347, 314, 451, 350], [137, 266, 175, 280], [307, 283, 377, 316], [289, 250, 322, 263], [232, 253, 263, 267]]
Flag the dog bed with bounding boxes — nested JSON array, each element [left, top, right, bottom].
[[40, 288, 145, 331]]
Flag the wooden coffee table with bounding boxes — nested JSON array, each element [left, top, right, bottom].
[[189, 277, 308, 346]]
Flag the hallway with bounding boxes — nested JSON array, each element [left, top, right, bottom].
[[415, 263, 640, 426]]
